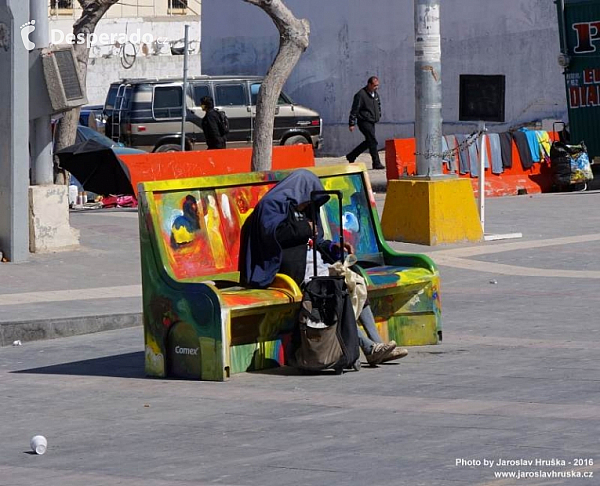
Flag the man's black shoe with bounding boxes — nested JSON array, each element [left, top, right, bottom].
[[372, 163, 385, 170]]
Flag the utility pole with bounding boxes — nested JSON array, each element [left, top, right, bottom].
[[30, 0, 53, 185], [0, 0, 30, 262], [181, 24, 190, 151], [382, 0, 483, 245], [414, 0, 443, 176]]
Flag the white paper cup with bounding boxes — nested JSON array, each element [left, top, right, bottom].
[[30, 435, 47, 455]]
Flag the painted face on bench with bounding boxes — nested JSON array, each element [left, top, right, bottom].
[[236, 193, 250, 214]]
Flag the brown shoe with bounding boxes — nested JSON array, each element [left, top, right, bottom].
[[381, 347, 408, 363], [366, 342, 396, 366]]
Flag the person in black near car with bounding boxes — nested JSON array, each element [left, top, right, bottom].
[[200, 96, 226, 150], [346, 76, 385, 170]]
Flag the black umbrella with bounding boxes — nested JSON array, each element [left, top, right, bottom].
[[56, 139, 134, 196]]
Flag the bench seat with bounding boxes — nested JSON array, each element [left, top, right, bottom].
[[220, 287, 295, 311], [138, 164, 442, 381]]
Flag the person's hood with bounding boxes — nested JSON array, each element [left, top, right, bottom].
[[241, 169, 328, 288]]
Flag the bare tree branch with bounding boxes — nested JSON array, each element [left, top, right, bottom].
[[53, 0, 120, 184], [243, 0, 309, 171]]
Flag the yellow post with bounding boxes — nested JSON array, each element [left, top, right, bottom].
[[381, 178, 483, 245]]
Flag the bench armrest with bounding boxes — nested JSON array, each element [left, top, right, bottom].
[[271, 273, 303, 300]]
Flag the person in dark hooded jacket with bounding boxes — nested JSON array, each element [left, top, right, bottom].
[[241, 169, 407, 365]]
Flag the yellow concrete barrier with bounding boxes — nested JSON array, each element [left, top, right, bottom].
[[381, 178, 483, 245]]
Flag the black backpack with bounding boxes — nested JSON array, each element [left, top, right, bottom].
[[215, 109, 229, 137]]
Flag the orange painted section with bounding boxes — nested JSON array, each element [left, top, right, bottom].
[[119, 145, 315, 196], [385, 134, 559, 197]]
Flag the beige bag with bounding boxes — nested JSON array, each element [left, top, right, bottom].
[[329, 254, 368, 319]]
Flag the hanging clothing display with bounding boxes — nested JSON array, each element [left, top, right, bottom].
[[536, 131, 552, 160], [455, 134, 470, 174], [512, 131, 534, 169], [468, 135, 489, 177], [499, 132, 513, 168], [488, 133, 504, 174], [468, 137, 480, 177], [443, 135, 458, 172], [522, 129, 542, 163]]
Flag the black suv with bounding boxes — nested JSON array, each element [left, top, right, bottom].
[[104, 75, 323, 152]]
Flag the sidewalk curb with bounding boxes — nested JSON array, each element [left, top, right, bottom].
[[1, 313, 142, 347]]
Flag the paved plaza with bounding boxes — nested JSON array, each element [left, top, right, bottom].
[[1, 167, 599, 485]]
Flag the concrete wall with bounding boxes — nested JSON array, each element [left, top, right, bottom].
[[201, 0, 566, 156], [85, 55, 200, 105], [50, 17, 202, 105], [49, 0, 202, 19]]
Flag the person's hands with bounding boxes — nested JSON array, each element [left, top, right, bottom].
[[349, 125, 355, 132], [330, 241, 355, 258], [343, 242, 355, 255]]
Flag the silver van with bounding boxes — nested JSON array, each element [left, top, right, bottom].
[[104, 75, 323, 152]]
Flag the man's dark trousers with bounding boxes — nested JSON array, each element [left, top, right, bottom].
[[347, 120, 381, 167]]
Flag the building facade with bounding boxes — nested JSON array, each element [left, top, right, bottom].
[[49, 0, 202, 105], [201, 0, 567, 156]]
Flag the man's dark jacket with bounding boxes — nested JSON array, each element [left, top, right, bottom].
[[201, 109, 226, 149], [349, 87, 381, 126]]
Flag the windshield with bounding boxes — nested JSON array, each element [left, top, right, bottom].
[[250, 83, 293, 105], [105, 84, 118, 111]]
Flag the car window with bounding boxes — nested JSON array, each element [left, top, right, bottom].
[[250, 83, 291, 105], [105, 85, 118, 111], [214, 84, 246, 106], [192, 84, 210, 106], [105, 84, 133, 112], [153, 86, 183, 119]]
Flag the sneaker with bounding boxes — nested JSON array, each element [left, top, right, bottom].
[[372, 163, 385, 170], [346, 155, 355, 163], [366, 342, 396, 366], [381, 347, 408, 363]]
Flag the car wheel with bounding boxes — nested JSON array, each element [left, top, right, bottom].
[[284, 135, 309, 146], [155, 144, 183, 153]]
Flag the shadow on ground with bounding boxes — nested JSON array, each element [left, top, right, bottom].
[[12, 351, 145, 379]]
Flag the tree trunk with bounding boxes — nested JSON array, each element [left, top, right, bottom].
[[243, 0, 309, 172], [53, 0, 119, 184]]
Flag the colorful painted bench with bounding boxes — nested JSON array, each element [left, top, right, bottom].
[[138, 164, 442, 381]]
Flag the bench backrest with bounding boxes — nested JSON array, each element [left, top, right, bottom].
[[138, 165, 381, 283]]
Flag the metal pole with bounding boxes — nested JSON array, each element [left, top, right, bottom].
[[558, 0, 568, 55], [198, 18, 202, 75], [181, 24, 190, 152], [414, 0, 443, 176], [478, 121, 487, 233], [30, 0, 53, 185]]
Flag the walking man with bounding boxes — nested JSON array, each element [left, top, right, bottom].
[[346, 76, 385, 170]]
